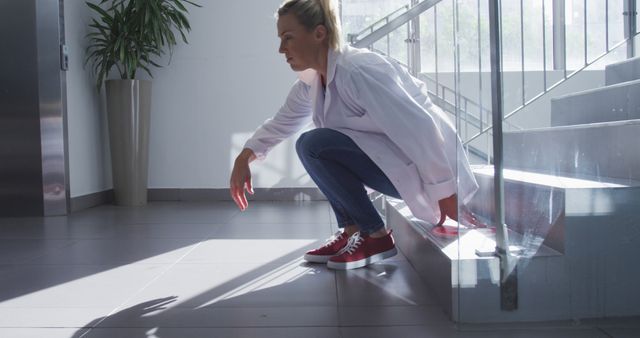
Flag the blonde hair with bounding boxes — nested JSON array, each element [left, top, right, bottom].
[[277, 0, 343, 50]]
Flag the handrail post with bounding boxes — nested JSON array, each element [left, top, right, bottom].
[[411, 0, 421, 76], [552, 0, 566, 71], [406, 0, 422, 76], [624, 0, 637, 58], [487, 0, 518, 312]]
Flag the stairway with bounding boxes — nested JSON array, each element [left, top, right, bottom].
[[383, 56, 640, 323]]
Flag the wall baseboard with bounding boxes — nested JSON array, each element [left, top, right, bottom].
[[148, 188, 325, 202], [70, 188, 326, 212], [70, 190, 114, 212]]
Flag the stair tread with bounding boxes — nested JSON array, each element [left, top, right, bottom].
[[507, 118, 640, 133], [387, 197, 562, 261], [472, 166, 640, 189], [553, 78, 640, 100], [605, 55, 640, 85], [606, 55, 640, 71]]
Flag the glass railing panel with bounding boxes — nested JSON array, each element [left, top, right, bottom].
[[493, 31, 640, 322], [343, 0, 639, 323], [454, 0, 640, 323]]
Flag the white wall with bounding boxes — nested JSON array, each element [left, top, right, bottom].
[[65, 1, 112, 198], [66, 0, 315, 198]]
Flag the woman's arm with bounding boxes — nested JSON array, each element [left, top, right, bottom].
[[243, 80, 313, 160], [230, 80, 313, 210]]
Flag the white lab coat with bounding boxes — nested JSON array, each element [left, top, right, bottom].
[[244, 45, 478, 224]]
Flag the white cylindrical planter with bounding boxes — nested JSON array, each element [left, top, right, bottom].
[[105, 80, 151, 206]]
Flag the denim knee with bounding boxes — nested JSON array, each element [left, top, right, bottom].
[[296, 128, 329, 159], [295, 131, 309, 159]]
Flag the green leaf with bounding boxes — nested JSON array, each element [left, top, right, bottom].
[[86, 2, 113, 23], [172, 0, 187, 12], [84, 0, 200, 88]]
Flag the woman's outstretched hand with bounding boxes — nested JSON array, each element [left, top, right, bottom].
[[437, 193, 458, 226], [437, 193, 489, 228], [230, 149, 256, 211]]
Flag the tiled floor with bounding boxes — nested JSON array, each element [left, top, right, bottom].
[[0, 201, 638, 338]]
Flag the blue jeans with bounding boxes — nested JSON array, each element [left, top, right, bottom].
[[295, 128, 401, 235]]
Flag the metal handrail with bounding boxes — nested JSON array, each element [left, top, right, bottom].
[[352, 0, 443, 48], [347, 4, 409, 44]]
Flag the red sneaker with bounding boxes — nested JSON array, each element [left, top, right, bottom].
[[327, 230, 397, 270], [304, 231, 352, 263]]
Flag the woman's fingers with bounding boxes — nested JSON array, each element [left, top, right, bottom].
[[461, 207, 490, 228], [236, 191, 247, 210], [230, 179, 247, 211], [238, 188, 248, 210], [436, 212, 446, 227], [230, 185, 243, 210], [230, 161, 252, 211], [246, 178, 254, 195], [238, 172, 251, 209], [235, 183, 248, 211]]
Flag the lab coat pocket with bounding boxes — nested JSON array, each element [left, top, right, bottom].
[[389, 161, 421, 191]]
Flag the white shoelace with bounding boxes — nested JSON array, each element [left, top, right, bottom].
[[343, 232, 364, 255], [323, 231, 346, 248]]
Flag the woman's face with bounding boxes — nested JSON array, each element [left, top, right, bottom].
[[277, 14, 326, 71]]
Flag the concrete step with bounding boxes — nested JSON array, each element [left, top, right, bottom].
[[384, 166, 640, 323], [605, 55, 640, 85], [468, 166, 640, 253], [550, 79, 640, 126], [503, 119, 640, 181], [385, 197, 564, 323]]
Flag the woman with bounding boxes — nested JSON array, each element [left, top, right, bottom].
[[230, 0, 478, 270]]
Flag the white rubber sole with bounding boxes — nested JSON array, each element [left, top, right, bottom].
[[303, 253, 333, 263], [326, 247, 398, 270]]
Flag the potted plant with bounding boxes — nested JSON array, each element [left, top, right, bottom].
[[84, 0, 200, 206]]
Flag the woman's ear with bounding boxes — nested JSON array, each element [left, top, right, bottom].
[[314, 24, 327, 42]]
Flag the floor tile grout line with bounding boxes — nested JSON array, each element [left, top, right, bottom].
[[2, 324, 637, 333], [334, 269, 343, 326], [17, 239, 80, 265], [0, 304, 441, 310], [75, 324, 419, 329], [596, 326, 616, 337], [79, 238, 209, 337]]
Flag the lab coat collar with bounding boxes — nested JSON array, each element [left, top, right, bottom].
[[296, 46, 341, 86]]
